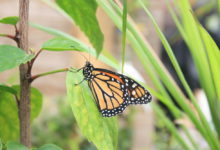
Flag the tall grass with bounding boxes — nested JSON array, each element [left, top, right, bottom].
[[96, 0, 220, 149]]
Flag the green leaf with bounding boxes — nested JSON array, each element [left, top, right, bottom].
[[0, 45, 34, 72], [37, 144, 62, 150], [0, 91, 19, 142], [6, 141, 28, 150], [55, 0, 104, 56], [66, 71, 118, 150], [0, 87, 42, 142], [0, 16, 19, 25], [30, 88, 43, 120], [31, 23, 119, 69], [0, 84, 17, 95], [42, 37, 86, 51]]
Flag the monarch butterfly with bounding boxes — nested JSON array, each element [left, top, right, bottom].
[[76, 61, 152, 117]]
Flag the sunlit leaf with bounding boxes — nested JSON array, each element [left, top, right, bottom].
[[42, 37, 86, 51], [31, 23, 119, 69], [66, 71, 118, 150], [55, 0, 104, 56], [0, 16, 19, 25], [0, 45, 34, 72]]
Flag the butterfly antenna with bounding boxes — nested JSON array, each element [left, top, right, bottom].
[[89, 49, 91, 62], [74, 78, 85, 86], [78, 52, 88, 62]]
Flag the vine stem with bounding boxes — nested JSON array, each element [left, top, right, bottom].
[[18, 0, 31, 147], [30, 68, 69, 82]]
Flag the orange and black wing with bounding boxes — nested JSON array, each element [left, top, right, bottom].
[[87, 68, 152, 117], [88, 69, 128, 117], [122, 76, 152, 105]]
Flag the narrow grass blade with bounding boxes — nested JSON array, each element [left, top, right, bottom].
[[121, 0, 127, 73]]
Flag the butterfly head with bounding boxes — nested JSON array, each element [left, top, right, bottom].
[[83, 61, 94, 80]]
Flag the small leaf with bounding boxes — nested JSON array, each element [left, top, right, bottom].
[[0, 45, 34, 72], [6, 141, 28, 150], [66, 71, 118, 150], [42, 37, 86, 51], [0, 87, 43, 142], [0, 84, 17, 95], [55, 0, 104, 56], [0, 16, 19, 25], [31, 23, 119, 69], [37, 144, 62, 150]]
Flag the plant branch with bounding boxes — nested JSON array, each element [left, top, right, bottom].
[[0, 34, 19, 43], [30, 68, 69, 82], [18, 0, 31, 147], [28, 49, 43, 73]]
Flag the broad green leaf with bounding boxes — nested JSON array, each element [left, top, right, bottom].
[[6, 141, 28, 150], [0, 16, 19, 25], [0, 45, 34, 72], [0, 91, 19, 142], [0, 84, 17, 95], [55, 0, 104, 56], [66, 71, 118, 150], [31, 23, 119, 69], [42, 37, 86, 51], [0, 87, 42, 142], [37, 144, 62, 150]]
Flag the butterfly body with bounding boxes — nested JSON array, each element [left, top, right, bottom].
[[82, 61, 152, 117]]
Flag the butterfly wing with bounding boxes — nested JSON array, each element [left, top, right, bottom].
[[122, 76, 152, 105], [88, 68, 152, 117], [88, 68, 129, 117]]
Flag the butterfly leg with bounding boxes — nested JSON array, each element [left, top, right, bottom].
[[69, 67, 83, 73], [74, 78, 85, 86]]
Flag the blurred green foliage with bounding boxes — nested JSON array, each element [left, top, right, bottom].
[[32, 97, 135, 150]]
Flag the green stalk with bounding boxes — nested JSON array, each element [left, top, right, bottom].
[[121, 0, 127, 73], [31, 68, 69, 82], [218, 0, 220, 14]]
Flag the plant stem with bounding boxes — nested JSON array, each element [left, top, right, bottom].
[[29, 49, 43, 71], [121, 0, 127, 73], [30, 68, 69, 82], [0, 34, 16, 40], [18, 0, 31, 147]]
